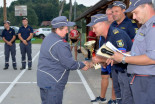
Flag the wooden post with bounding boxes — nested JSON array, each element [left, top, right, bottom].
[[3, 0, 7, 21]]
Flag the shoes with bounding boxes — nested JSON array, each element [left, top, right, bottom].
[[3, 67, 8, 70], [91, 96, 108, 103], [20, 67, 25, 70], [13, 67, 17, 70], [108, 99, 117, 104], [28, 67, 32, 70]]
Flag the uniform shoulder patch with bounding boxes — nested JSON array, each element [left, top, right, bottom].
[[131, 20, 136, 23], [113, 29, 119, 34], [116, 39, 124, 47]]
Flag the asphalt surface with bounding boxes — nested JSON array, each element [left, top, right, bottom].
[[0, 43, 112, 104]]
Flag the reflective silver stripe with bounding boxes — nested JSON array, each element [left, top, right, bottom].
[[116, 98, 122, 100], [13, 62, 16, 63], [38, 69, 66, 83], [28, 61, 32, 62], [5, 62, 9, 63], [52, 22, 67, 25], [77, 62, 80, 70], [22, 61, 26, 62], [134, 0, 140, 6], [93, 16, 107, 22], [49, 40, 63, 61]]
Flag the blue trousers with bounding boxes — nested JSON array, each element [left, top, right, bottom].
[[118, 71, 134, 104], [111, 69, 121, 101], [4, 43, 16, 67], [20, 41, 32, 68], [40, 83, 65, 104], [129, 75, 155, 104]]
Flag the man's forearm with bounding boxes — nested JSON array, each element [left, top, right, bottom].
[[10, 36, 16, 43], [26, 33, 33, 41], [125, 55, 155, 65], [18, 33, 24, 42], [2, 37, 8, 43]]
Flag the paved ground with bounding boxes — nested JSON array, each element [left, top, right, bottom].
[[0, 43, 112, 104]]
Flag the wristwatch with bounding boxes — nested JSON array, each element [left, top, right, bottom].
[[121, 56, 126, 64]]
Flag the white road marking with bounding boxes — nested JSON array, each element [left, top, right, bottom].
[[0, 47, 20, 57], [77, 70, 99, 104], [0, 51, 40, 103], [0, 82, 83, 84]]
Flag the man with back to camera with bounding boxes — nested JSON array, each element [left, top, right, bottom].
[[37, 16, 90, 104]]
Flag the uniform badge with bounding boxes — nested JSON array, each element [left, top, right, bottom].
[[9, 31, 12, 33], [134, 28, 138, 33], [152, 23, 155, 27], [121, 27, 125, 29], [113, 29, 119, 34], [116, 39, 124, 47], [28, 29, 30, 31], [129, 1, 132, 5], [131, 20, 136, 23], [139, 33, 145, 36]]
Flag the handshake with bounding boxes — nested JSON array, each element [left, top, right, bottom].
[[82, 55, 111, 71]]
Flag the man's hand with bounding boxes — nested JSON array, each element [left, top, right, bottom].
[[7, 41, 12, 46], [23, 40, 28, 45], [111, 52, 123, 63], [92, 56, 107, 64], [106, 52, 123, 66], [82, 61, 90, 71]]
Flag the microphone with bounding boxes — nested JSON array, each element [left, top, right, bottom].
[[101, 48, 114, 56]]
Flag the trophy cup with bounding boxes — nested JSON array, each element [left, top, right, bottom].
[[84, 40, 101, 70]]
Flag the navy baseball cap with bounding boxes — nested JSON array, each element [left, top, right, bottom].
[[125, 0, 152, 12], [86, 14, 108, 26], [51, 16, 75, 28], [112, 1, 126, 9]]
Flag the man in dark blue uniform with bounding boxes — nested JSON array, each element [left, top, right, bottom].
[[37, 16, 89, 104], [111, 1, 138, 41], [2, 21, 17, 70], [110, 0, 155, 104], [18, 17, 33, 70], [88, 14, 134, 104], [110, 1, 138, 103]]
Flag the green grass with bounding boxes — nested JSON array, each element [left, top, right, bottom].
[[0, 37, 43, 44]]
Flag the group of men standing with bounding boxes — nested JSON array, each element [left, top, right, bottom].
[[2, 17, 33, 70], [89, 0, 155, 104]]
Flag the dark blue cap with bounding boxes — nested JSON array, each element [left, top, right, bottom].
[[86, 14, 108, 26], [51, 16, 75, 28], [125, 0, 152, 12], [112, 1, 126, 9]]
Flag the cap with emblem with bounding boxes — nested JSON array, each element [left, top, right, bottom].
[[3, 20, 10, 25], [125, 0, 152, 12], [51, 16, 75, 28], [86, 14, 108, 26], [112, 1, 126, 9]]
